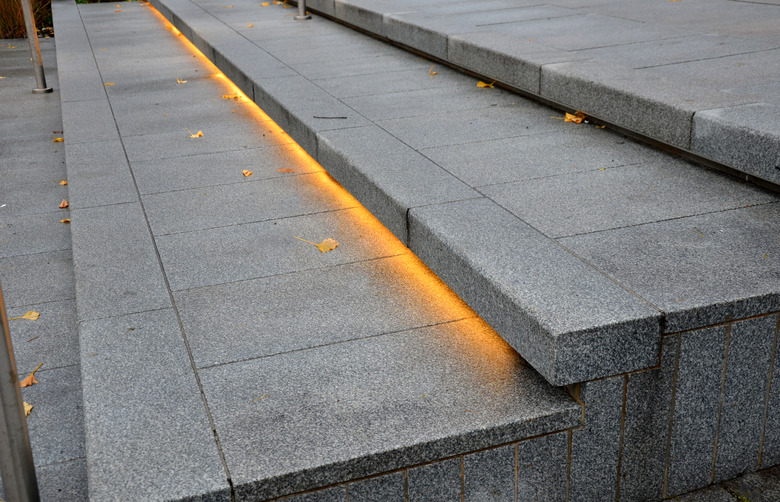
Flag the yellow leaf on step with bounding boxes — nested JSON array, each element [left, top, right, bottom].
[[277, 167, 294, 173], [9, 311, 40, 321], [177, 78, 187, 84], [24, 402, 32, 416], [429, 66, 437, 76], [186, 128, 203, 138], [223, 94, 240, 99], [242, 170, 253, 177], [294, 236, 339, 253], [60, 218, 71, 224], [247, 23, 254, 27], [53, 137, 63, 142], [59, 199, 69, 209], [104, 82, 115, 86], [564, 110, 587, 124], [476, 80, 495, 88], [59, 180, 68, 185], [20, 363, 43, 388], [261, 2, 269, 5]]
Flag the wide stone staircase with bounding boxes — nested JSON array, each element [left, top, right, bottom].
[[32, 0, 780, 499]]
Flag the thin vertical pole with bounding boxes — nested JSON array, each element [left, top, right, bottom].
[[294, 0, 310, 20], [20, 0, 52, 93], [0, 282, 40, 502]]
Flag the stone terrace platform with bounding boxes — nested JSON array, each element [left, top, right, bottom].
[[1, 0, 779, 500]]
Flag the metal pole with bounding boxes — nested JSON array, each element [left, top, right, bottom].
[[0, 282, 40, 502], [294, 0, 310, 20], [20, 0, 52, 93]]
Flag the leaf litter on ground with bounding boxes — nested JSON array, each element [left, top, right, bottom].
[[20, 363, 43, 388], [294, 236, 339, 253], [9, 311, 40, 321]]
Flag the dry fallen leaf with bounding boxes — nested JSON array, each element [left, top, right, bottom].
[[261, 2, 269, 5], [186, 128, 203, 138], [294, 236, 339, 253], [477, 80, 495, 88], [60, 218, 71, 224], [429, 66, 438, 77], [177, 78, 187, 84], [564, 110, 587, 124], [23, 402, 32, 416], [20, 363, 43, 388], [59, 180, 68, 186], [59, 199, 69, 209], [53, 137, 63, 142], [242, 170, 253, 177], [247, 23, 254, 27], [104, 82, 115, 86], [9, 311, 40, 321], [223, 94, 240, 99], [277, 167, 294, 173]]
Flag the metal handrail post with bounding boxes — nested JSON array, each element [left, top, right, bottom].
[[294, 0, 310, 20], [0, 282, 40, 502], [20, 0, 52, 93]]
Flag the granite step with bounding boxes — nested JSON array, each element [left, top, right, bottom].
[[303, 0, 780, 188], [51, 1, 581, 499], [128, 2, 780, 497], [149, 0, 780, 387]]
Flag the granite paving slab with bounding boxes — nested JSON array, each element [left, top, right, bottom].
[[130, 143, 318, 194], [0, 250, 76, 308], [296, 0, 780, 186], [20, 365, 85, 467], [560, 203, 780, 332], [79, 309, 231, 502], [482, 158, 777, 238], [6, 300, 79, 374], [0, 180, 69, 217], [0, 153, 66, 186], [156, 206, 407, 291], [199, 317, 579, 500], [120, 120, 292, 162], [418, 126, 660, 188], [70, 202, 171, 321], [175, 254, 475, 368], [0, 212, 71, 259], [141, 171, 357, 235]]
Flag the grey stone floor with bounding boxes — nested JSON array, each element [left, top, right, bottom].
[[45, 2, 580, 499], [152, 0, 780, 389], [1, 0, 779, 499], [301, 0, 780, 185], [0, 38, 88, 500]]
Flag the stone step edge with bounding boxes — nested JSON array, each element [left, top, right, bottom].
[[50, 2, 584, 500], [304, 0, 780, 189], [151, 0, 666, 386]]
